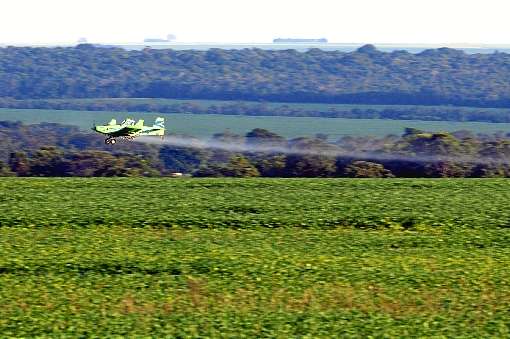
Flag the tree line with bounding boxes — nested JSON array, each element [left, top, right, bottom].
[[2, 44, 510, 109], [3, 121, 510, 178]]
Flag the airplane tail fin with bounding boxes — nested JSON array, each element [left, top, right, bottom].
[[135, 119, 144, 128], [154, 117, 165, 128]]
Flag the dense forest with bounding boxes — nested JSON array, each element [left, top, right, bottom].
[[3, 121, 510, 178], [2, 44, 510, 109]]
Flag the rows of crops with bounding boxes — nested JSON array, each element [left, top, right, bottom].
[[2, 227, 509, 336], [2, 178, 510, 229], [1, 178, 510, 336]]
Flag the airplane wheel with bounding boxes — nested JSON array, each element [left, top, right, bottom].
[[110, 139, 116, 144], [105, 138, 110, 144]]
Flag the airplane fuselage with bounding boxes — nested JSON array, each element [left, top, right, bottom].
[[93, 117, 165, 144]]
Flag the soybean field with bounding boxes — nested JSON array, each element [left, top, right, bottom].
[[1, 178, 510, 337]]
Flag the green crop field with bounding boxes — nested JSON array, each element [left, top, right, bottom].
[[18, 97, 510, 113], [1, 178, 510, 336], [2, 108, 510, 139], [2, 178, 510, 229]]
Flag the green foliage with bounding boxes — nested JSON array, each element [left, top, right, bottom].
[[283, 138, 338, 177], [29, 146, 68, 176], [223, 156, 260, 177], [6, 121, 510, 178], [403, 132, 464, 156], [254, 155, 287, 177], [67, 150, 125, 177], [284, 154, 337, 177], [344, 161, 394, 178], [8, 151, 30, 176], [159, 146, 209, 173], [3, 45, 510, 110], [193, 164, 228, 177], [194, 156, 260, 178], [0, 179, 510, 336], [0, 160, 13, 176], [1, 178, 510, 229], [245, 128, 286, 146]]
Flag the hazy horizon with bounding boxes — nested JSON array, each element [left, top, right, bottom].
[[1, 0, 509, 45], [4, 41, 510, 49]]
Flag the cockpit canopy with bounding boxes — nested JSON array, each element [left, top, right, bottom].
[[121, 118, 136, 126]]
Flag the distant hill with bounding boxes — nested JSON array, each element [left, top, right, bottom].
[[2, 44, 510, 108]]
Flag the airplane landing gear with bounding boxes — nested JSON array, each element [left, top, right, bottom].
[[105, 138, 116, 144]]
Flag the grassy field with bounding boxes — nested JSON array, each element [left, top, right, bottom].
[[2, 108, 510, 139], [1, 178, 510, 336]]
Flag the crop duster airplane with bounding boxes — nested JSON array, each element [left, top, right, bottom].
[[92, 117, 165, 144]]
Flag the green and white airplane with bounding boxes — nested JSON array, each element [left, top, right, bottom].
[[93, 117, 165, 144]]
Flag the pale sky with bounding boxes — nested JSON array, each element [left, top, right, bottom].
[[1, 0, 509, 45]]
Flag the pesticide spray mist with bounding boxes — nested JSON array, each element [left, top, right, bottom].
[[137, 135, 509, 165]]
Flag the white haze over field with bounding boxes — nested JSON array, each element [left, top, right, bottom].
[[137, 136, 509, 165]]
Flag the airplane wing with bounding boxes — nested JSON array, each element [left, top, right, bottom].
[[108, 125, 143, 137]]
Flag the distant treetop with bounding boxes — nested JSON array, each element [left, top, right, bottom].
[[0, 45, 510, 107]]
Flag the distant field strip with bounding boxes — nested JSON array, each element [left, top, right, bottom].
[[2, 108, 510, 138]]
